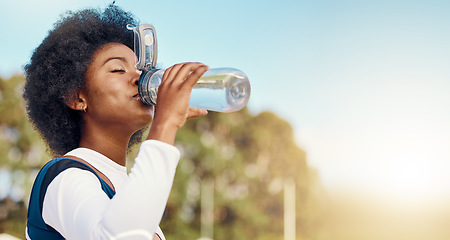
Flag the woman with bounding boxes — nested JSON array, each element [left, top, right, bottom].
[[24, 5, 208, 239]]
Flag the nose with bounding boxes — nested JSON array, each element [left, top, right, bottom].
[[132, 69, 141, 86]]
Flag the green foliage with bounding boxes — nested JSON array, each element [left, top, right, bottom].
[[0, 75, 50, 170], [0, 74, 324, 239], [162, 110, 324, 239], [0, 75, 51, 237]]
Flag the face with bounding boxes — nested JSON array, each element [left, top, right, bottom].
[[82, 43, 154, 132]]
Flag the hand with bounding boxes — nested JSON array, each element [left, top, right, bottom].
[[147, 62, 209, 144]]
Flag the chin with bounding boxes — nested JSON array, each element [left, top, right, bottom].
[[137, 104, 154, 118], [128, 104, 154, 128], [139, 111, 154, 126]]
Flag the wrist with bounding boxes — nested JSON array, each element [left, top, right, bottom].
[[146, 119, 178, 145]]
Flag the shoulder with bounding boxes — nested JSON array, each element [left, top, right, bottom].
[[41, 163, 111, 238], [43, 166, 106, 215], [41, 158, 109, 204], [34, 158, 99, 190]]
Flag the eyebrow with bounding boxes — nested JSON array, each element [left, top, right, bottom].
[[102, 57, 127, 66]]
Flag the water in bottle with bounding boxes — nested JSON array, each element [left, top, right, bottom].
[[138, 68, 251, 112]]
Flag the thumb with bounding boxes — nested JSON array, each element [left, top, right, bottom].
[[187, 108, 208, 119]]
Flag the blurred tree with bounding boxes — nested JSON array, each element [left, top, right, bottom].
[[0, 75, 50, 237], [0, 74, 325, 239], [163, 110, 325, 239]]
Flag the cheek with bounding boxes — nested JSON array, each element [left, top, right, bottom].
[[90, 88, 124, 111], [87, 76, 126, 104], [85, 84, 123, 119]]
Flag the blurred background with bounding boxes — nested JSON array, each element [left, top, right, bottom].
[[2, 0, 450, 239]]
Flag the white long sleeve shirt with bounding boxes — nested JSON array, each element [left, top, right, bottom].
[[28, 140, 180, 240]]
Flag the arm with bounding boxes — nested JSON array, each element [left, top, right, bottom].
[[43, 62, 209, 239], [43, 140, 179, 239], [147, 62, 209, 145]]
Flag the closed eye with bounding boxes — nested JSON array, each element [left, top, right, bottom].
[[111, 69, 126, 73]]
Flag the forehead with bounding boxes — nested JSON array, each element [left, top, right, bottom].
[[91, 43, 135, 64]]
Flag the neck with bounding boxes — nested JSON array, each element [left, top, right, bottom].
[[79, 123, 133, 166]]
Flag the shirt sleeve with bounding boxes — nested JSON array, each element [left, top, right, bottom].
[[42, 140, 180, 240]]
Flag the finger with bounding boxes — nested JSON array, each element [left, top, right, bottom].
[[162, 63, 184, 83], [171, 62, 206, 84], [184, 64, 209, 87], [161, 67, 173, 82], [187, 108, 208, 119]]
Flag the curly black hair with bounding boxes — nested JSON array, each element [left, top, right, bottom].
[[23, 5, 143, 157]]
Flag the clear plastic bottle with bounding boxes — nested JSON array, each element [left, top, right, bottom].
[[138, 67, 251, 112], [128, 24, 250, 112]]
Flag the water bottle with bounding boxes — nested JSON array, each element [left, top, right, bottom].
[[138, 67, 251, 112], [127, 23, 250, 112]]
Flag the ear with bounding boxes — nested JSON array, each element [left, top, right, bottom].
[[65, 89, 88, 112]]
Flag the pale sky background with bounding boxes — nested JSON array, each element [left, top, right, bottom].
[[2, 0, 450, 205]]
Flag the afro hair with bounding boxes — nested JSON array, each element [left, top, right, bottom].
[[23, 4, 141, 156]]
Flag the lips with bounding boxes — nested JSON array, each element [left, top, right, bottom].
[[132, 93, 141, 100]]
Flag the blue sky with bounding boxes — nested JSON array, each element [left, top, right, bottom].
[[2, 0, 450, 204]]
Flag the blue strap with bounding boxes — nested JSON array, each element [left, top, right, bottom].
[[27, 158, 116, 239]]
